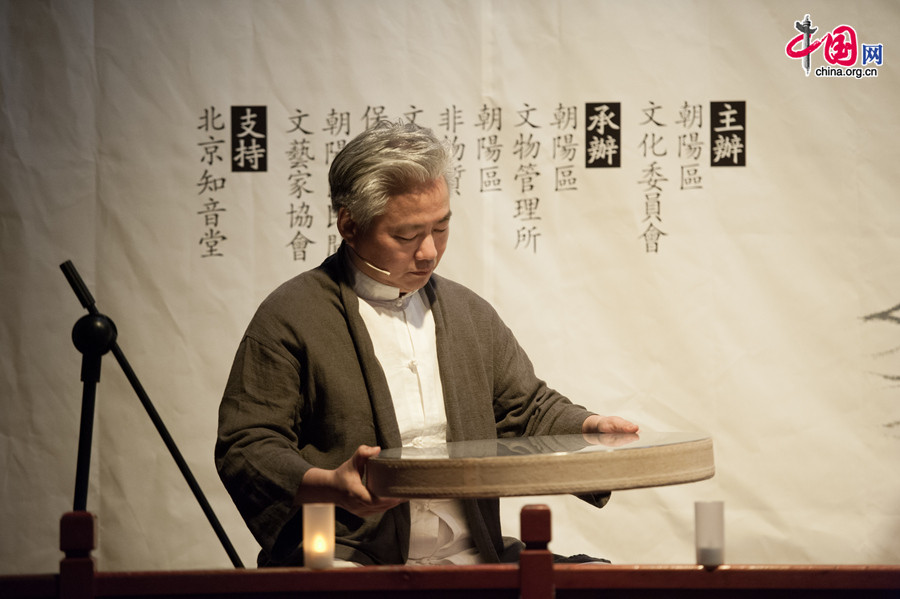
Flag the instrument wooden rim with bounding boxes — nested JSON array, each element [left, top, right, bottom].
[[367, 435, 715, 498]]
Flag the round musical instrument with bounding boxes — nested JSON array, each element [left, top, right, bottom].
[[367, 431, 714, 498]]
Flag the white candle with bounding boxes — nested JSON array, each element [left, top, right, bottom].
[[694, 501, 725, 567], [302, 503, 335, 569]]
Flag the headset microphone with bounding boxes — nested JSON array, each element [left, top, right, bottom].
[[349, 245, 391, 276], [360, 257, 391, 276]]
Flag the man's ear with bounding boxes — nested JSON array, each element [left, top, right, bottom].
[[336, 207, 357, 243]]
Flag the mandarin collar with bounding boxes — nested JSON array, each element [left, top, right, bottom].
[[347, 254, 419, 310]]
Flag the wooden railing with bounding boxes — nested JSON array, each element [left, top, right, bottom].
[[1, 506, 897, 599]]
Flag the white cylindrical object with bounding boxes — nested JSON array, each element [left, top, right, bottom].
[[694, 500, 724, 566], [302, 503, 335, 569]]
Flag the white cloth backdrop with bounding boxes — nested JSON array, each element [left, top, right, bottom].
[[1, 0, 899, 573]]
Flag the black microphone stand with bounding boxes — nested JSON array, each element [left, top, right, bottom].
[[61, 260, 244, 568]]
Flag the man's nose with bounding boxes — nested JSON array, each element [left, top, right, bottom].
[[416, 234, 437, 262]]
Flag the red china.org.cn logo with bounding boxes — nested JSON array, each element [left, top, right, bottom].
[[785, 14, 883, 78]]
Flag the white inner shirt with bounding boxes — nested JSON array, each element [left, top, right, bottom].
[[350, 262, 480, 565]]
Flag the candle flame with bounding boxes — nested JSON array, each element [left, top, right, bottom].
[[312, 534, 328, 553]]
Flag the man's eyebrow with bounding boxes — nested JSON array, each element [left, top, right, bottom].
[[395, 211, 452, 232]]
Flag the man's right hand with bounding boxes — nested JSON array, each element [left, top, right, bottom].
[[295, 445, 406, 517]]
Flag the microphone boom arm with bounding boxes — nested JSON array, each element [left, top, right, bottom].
[[60, 260, 244, 568]]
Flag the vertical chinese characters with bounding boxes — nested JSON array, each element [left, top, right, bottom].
[[322, 109, 352, 255], [551, 103, 579, 194], [193, 98, 748, 264], [676, 101, 704, 191], [710, 101, 746, 167], [197, 106, 228, 257], [512, 103, 542, 254], [231, 106, 268, 172], [585, 103, 621, 168], [476, 103, 503, 194], [286, 109, 316, 261], [437, 104, 466, 196], [637, 101, 668, 253]]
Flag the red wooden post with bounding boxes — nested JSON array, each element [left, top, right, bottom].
[[59, 511, 97, 599], [519, 504, 554, 599]]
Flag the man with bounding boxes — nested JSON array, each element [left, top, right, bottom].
[[216, 121, 638, 567]]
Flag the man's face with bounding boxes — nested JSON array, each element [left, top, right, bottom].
[[340, 177, 451, 294]]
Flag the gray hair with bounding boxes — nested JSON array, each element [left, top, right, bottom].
[[329, 121, 454, 231]]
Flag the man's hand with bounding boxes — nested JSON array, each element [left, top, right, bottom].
[[295, 445, 406, 517], [582, 414, 640, 434]]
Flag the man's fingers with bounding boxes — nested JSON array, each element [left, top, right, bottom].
[[598, 416, 639, 434], [352, 445, 381, 473]]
